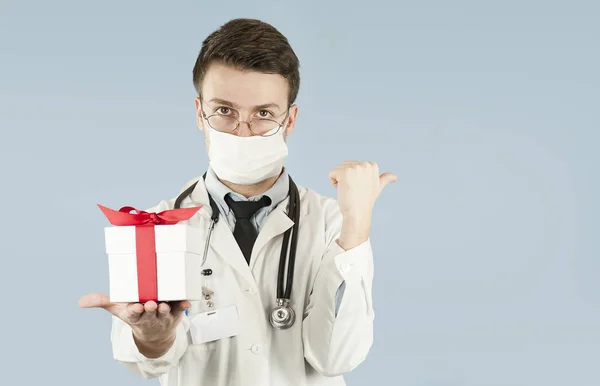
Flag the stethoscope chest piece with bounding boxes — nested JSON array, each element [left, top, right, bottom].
[[270, 298, 295, 330]]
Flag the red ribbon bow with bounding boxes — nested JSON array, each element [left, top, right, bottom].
[[98, 204, 202, 302]]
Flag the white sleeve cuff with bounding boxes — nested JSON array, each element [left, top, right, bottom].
[[332, 238, 372, 281]]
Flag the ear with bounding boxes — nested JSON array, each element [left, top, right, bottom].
[[283, 104, 299, 136], [194, 97, 204, 131]]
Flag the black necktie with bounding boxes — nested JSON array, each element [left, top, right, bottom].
[[224, 194, 272, 264]]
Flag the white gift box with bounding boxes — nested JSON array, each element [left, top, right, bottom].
[[103, 223, 205, 303]]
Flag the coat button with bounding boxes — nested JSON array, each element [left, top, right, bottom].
[[249, 287, 258, 295], [251, 344, 260, 354]]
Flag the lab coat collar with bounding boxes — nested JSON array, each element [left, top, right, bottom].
[[181, 175, 308, 285]]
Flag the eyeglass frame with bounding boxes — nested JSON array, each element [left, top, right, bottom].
[[199, 97, 292, 137]]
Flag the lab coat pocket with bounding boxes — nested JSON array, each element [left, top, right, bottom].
[[182, 341, 216, 369], [185, 304, 218, 351], [179, 342, 220, 385], [190, 305, 240, 344]]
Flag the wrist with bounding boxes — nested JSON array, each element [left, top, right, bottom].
[[133, 330, 176, 358], [337, 213, 371, 250]]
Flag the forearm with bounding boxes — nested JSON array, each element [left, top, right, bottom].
[[302, 239, 375, 376]]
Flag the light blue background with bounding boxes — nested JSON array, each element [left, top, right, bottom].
[[1, 0, 599, 385]]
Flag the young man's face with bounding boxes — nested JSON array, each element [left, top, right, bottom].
[[194, 62, 298, 151]]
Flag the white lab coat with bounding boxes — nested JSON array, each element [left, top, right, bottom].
[[111, 176, 375, 385]]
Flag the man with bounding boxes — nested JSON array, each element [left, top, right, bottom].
[[79, 18, 396, 385]]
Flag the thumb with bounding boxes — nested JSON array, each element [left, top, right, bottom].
[[79, 293, 113, 310], [379, 172, 398, 192]]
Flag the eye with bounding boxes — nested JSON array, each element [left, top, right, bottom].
[[217, 107, 232, 115], [257, 110, 273, 118]]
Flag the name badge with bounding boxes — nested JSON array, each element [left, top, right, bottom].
[[190, 305, 239, 344]]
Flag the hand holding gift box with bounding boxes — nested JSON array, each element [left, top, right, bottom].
[[98, 204, 205, 303]]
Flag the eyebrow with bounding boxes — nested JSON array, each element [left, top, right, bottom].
[[208, 98, 281, 111]]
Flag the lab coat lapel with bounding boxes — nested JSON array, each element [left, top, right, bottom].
[[250, 204, 294, 271], [250, 190, 310, 271]]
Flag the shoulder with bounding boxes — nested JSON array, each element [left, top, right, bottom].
[[144, 176, 202, 212], [298, 185, 340, 215], [297, 185, 342, 237]]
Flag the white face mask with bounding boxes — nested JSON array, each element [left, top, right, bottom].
[[206, 126, 289, 185]]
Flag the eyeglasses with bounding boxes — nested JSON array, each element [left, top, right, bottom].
[[200, 101, 290, 137]]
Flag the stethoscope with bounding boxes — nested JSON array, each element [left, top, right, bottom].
[[174, 173, 300, 330]]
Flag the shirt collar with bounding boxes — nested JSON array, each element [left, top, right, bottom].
[[204, 167, 290, 216]]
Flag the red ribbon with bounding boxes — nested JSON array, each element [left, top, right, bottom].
[[98, 204, 202, 302]]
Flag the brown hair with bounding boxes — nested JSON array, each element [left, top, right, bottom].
[[192, 18, 301, 105]]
